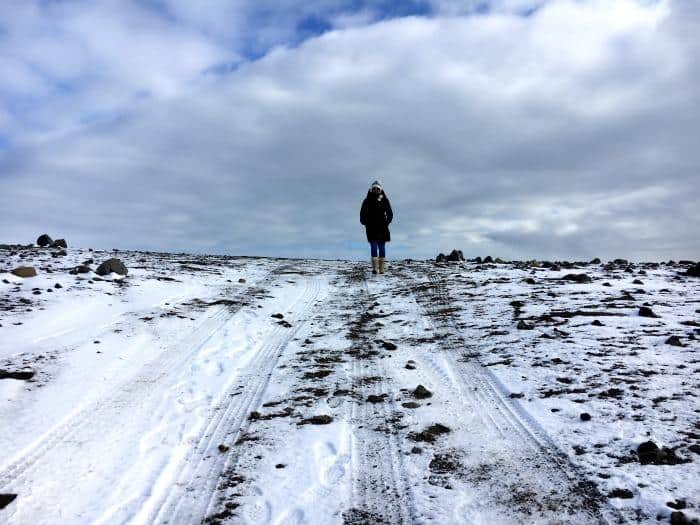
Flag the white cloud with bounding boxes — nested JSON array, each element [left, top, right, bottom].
[[1, 0, 698, 260]]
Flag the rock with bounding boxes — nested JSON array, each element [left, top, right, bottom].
[[608, 488, 634, 499], [366, 394, 387, 403], [11, 266, 37, 278], [671, 511, 700, 525], [524, 277, 536, 285], [217, 444, 230, 453], [580, 413, 592, 421], [0, 370, 35, 380], [686, 264, 700, 278], [408, 423, 450, 443], [435, 253, 447, 263], [298, 415, 333, 425], [561, 273, 592, 283], [70, 265, 91, 275], [95, 258, 128, 276], [639, 306, 660, 318], [381, 340, 397, 350], [51, 239, 67, 248], [667, 501, 688, 511], [36, 234, 52, 247], [405, 361, 416, 370], [632, 279, 644, 285], [591, 320, 605, 326], [589, 257, 601, 264], [447, 249, 464, 262], [509, 392, 524, 399], [413, 385, 433, 399], [613, 259, 628, 266], [275, 463, 285, 469], [517, 320, 534, 330], [665, 336, 685, 347], [483, 256, 494, 263], [0, 494, 17, 510], [271, 313, 284, 319], [54, 283, 62, 289], [637, 441, 688, 465], [52, 250, 67, 257], [238, 278, 246, 283]]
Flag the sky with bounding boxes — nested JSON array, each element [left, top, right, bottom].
[[0, 0, 698, 261]]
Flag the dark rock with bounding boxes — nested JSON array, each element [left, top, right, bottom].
[[271, 313, 284, 319], [70, 265, 91, 275], [54, 283, 62, 289], [608, 488, 634, 499], [402, 401, 421, 409], [52, 250, 67, 257], [561, 273, 592, 283], [580, 413, 592, 421], [447, 249, 464, 262], [613, 259, 628, 266], [275, 463, 285, 469], [590, 258, 601, 264], [665, 336, 685, 347], [429, 452, 462, 473], [483, 256, 494, 263], [366, 394, 387, 403], [517, 320, 534, 330], [0, 370, 35, 380], [405, 361, 416, 370], [410, 446, 422, 454], [11, 266, 37, 278], [408, 423, 451, 443], [36, 234, 52, 247], [591, 320, 605, 326], [413, 385, 433, 399], [96, 258, 128, 276], [298, 415, 333, 425], [217, 444, 230, 453], [238, 278, 246, 283], [51, 239, 67, 248], [509, 392, 524, 399], [632, 279, 644, 285], [686, 264, 700, 278], [637, 441, 689, 465], [0, 494, 17, 510], [638, 306, 660, 318], [671, 511, 700, 525], [435, 253, 447, 263], [381, 340, 397, 350], [524, 277, 537, 285], [667, 500, 687, 510]]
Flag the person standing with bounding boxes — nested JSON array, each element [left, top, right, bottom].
[[360, 180, 393, 274]]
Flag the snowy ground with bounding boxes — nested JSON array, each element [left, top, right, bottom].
[[0, 246, 698, 524]]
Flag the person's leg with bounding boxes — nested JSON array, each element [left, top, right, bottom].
[[370, 241, 379, 274], [378, 242, 386, 273]]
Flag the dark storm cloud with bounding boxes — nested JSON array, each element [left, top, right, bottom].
[[0, 0, 698, 260]]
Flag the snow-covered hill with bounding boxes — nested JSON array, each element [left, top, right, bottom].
[[0, 246, 698, 524]]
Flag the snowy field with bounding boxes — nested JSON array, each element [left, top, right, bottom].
[[0, 246, 698, 525]]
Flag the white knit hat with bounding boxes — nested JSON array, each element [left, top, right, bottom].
[[370, 180, 383, 190]]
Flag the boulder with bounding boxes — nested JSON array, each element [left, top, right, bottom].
[[483, 256, 494, 263], [687, 264, 700, 278], [638, 306, 660, 318], [589, 257, 601, 264], [11, 266, 37, 278], [69, 265, 91, 275], [51, 239, 67, 248], [36, 234, 52, 247], [413, 385, 433, 399], [665, 335, 685, 347], [561, 273, 592, 283], [447, 249, 464, 262], [96, 258, 128, 276], [435, 253, 447, 263]]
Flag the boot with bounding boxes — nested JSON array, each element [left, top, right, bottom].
[[378, 257, 385, 274], [371, 257, 379, 275]]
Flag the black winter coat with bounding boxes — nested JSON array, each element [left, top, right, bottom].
[[360, 190, 393, 242]]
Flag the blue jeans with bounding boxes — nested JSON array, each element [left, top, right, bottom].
[[370, 241, 386, 258]]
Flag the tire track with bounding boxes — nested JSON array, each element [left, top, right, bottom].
[[0, 265, 289, 495], [154, 275, 323, 525], [404, 265, 625, 524], [343, 266, 415, 525]]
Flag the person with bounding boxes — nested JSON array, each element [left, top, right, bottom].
[[360, 180, 393, 274]]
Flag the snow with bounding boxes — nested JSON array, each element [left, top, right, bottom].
[[0, 247, 698, 524]]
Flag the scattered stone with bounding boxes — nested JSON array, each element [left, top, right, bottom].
[[96, 258, 128, 276], [580, 413, 592, 422], [0, 494, 17, 510], [483, 256, 494, 263], [70, 265, 91, 275], [561, 273, 592, 283], [413, 385, 433, 399], [51, 239, 67, 248], [411, 446, 422, 454], [608, 488, 634, 499], [217, 444, 230, 453], [275, 464, 285, 469], [524, 277, 537, 285], [671, 511, 700, 525], [0, 370, 35, 380], [402, 401, 421, 409], [517, 320, 534, 330], [54, 283, 62, 289], [591, 320, 605, 326], [405, 361, 416, 370], [632, 279, 644, 285], [408, 423, 450, 443], [638, 306, 660, 318], [590, 258, 601, 264], [381, 340, 397, 350], [667, 500, 688, 511], [271, 313, 284, 319], [298, 414, 333, 425], [666, 336, 685, 347], [686, 264, 700, 278], [366, 394, 387, 403], [238, 278, 246, 283], [509, 392, 524, 399], [36, 234, 52, 247], [447, 249, 464, 262], [11, 266, 37, 278], [637, 441, 689, 465]]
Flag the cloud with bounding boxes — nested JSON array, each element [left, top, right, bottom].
[[0, 0, 698, 261]]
